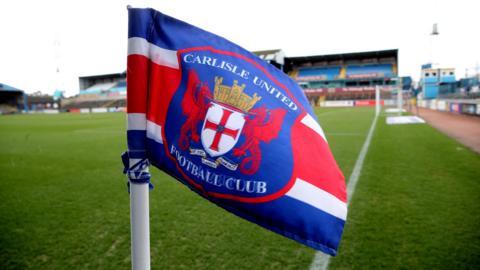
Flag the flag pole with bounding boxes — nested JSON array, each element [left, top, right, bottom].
[[130, 181, 151, 269], [126, 7, 151, 269], [124, 155, 151, 270]]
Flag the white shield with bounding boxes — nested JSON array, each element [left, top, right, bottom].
[[201, 102, 245, 157]]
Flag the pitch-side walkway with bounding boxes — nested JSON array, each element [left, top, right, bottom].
[[414, 107, 480, 154]]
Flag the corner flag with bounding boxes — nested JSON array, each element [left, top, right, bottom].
[[124, 7, 347, 257]]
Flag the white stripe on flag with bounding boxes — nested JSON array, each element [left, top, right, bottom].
[[128, 37, 149, 57], [128, 113, 146, 130], [286, 178, 347, 221], [301, 114, 327, 142], [128, 37, 179, 69], [127, 114, 163, 144], [146, 120, 163, 144]]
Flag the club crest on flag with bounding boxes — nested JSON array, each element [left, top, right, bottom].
[[201, 102, 244, 157], [163, 47, 299, 201], [201, 77, 254, 157], [178, 70, 286, 177]]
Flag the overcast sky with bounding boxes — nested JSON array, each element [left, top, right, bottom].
[[1, 0, 479, 97]]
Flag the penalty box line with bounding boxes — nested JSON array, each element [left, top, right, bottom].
[[309, 112, 379, 270]]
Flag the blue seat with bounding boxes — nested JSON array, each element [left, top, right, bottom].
[[297, 66, 341, 80]]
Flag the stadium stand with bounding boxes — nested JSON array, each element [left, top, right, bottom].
[[284, 49, 399, 105], [0, 83, 26, 114], [109, 81, 127, 93], [62, 72, 127, 112], [67, 50, 400, 111], [81, 82, 117, 95], [61, 98, 126, 111], [79, 72, 125, 90], [436, 76, 480, 100]]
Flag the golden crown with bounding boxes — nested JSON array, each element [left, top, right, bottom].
[[213, 76, 261, 112]]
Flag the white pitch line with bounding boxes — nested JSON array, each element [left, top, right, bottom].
[[325, 132, 363, 137], [309, 112, 379, 270]]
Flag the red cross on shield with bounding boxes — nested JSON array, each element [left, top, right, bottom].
[[201, 102, 245, 157]]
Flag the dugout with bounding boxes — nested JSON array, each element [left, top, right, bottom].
[[25, 92, 58, 112]]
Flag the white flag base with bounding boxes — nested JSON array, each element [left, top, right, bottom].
[[130, 182, 151, 270]]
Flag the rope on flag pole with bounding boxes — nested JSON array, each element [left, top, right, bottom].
[[122, 152, 154, 191], [122, 152, 152, 270]]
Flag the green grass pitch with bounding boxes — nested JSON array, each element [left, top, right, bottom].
[[0, 108, 478, 269]]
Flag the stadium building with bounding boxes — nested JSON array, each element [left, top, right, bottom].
[[420, 64, 456, 99], [417, 62, 480, 116]]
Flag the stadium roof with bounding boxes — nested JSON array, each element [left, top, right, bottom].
[[79, 72, 126, 80], [252, 49, 285, 65], [253, 49, 282, 58], [0, 83, 24, 93], [286, 49, 398, 64]]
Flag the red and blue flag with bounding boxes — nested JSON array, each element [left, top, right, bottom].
[[125, 7, 347, 256]]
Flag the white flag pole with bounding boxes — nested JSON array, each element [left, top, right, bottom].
[[129, 158, 151, 270], [130, 181, 151, 270]]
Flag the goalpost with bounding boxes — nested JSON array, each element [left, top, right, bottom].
[[376, 79, 405, 116], [379, 79, 426, 125]]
